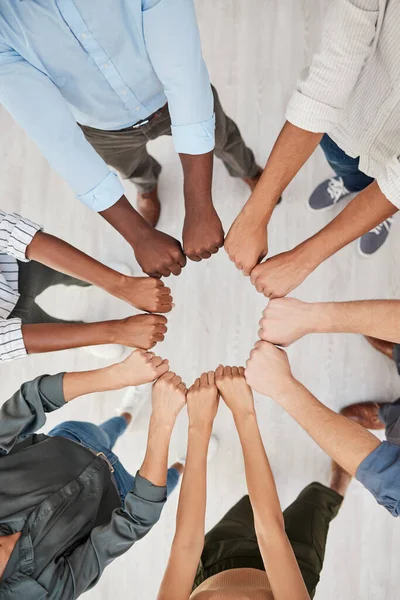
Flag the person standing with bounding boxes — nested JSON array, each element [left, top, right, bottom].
[[225, 0, 399, 297], [0, 209, 172, 362], [0, 0, 261, 277], [0, 349, 187, 598], [158, 368, 348, 599]]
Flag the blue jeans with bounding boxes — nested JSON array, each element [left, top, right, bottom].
[[320, 134, 374, 193], [48, 417, 180, 504]]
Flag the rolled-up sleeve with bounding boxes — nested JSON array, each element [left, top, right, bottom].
[[0, 210, 42, 261], [286, 0, 380, 133], [0, 44, 124, 212], [356, 441, 400, 517], [142, 0, 215, 155], [376, 156, 400, 210]]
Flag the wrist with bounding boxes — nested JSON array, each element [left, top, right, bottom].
[[103, 271, 129, 300], [271, 377, 302, 405], [188, 422, 213, 439], [149, 413, 176, 436], [127, 213, 154, 248], [310, 302, 337, 334]]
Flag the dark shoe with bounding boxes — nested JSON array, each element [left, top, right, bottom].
[[308, 176, 351, 211], [340, 402, 387, 430], [330, 460, 352, 497], [242, 169, 282, 204], [365, 336, 394, 360], [358, 217, 393, 257], [137, 185, 161, 228]]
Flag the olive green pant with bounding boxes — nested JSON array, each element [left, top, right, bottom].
[[193, 482, 343, 598], [80, 86, 260, 193]]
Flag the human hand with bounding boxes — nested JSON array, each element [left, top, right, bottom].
[[183, 203, 224, 261], [245, 341, 294, 399], [187, 371, 220, 433], [152, 371, 187, 428], [258, 298, 315, 346], [250, 248, 315, 298], [215, 365, 255, 417], [113, 349, 170, 388], [224, 206, 268, 275], [113, 314, 168, 349], [115, 276, 173, 313], [133, 228, 186, 278]]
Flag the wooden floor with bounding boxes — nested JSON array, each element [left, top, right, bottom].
[[1, 1, 400, 598]]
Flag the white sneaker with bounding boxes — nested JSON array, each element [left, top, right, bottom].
[[177, 434, 219, 466], [116, 383, 152, 418]]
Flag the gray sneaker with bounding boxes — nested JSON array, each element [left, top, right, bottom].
[[358, 217, 394, 257], [308, 176, 351, 211]]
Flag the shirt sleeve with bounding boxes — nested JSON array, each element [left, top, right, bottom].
[[0, 44, 124, 212], [376, 155, 400, 210], [286, 0, 380, 132], [0, 318, 27, 362], [55, 472, 166, 596], [142, 0, 215, 155], [0, 209, 42, 261], [0, 373, 66, 454], [356, 441, 400, 517]]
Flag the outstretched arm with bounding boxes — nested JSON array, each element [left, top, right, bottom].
[[245, 342, 381, 477], [216, 366, 310, 600], [0, 350, 168, 453], [158, 372, 219, 600], [259, 297, 400, 346], [52, 371, 186, 598], [26, 231, 173, 313]]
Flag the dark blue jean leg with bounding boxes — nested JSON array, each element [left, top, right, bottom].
[[166, 467, 181, 497], [319, 134, 374, 193], [99, 416, 129, 450]]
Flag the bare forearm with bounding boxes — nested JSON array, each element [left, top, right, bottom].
[[298, 182, 397, 266], [180, 152, 213, 209], [26, 231, 126, 296], [275, 380, 381, 476], [99, 195, 152, 248], [63, 364, 122, 402], [308, 300, 400, 342], [246, 122, 323, 223], [139, 416, 174, 487], [22, 321, 116, 355], [235, 412, 284, 532], [173, 426, 209, 549]]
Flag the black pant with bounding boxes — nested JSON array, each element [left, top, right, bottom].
[[193, 482, 343, 598], [10, 261, 90, 325]]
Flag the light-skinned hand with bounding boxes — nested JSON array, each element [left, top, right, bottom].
[[113, 349, 170, 387], [258, 297, 314, 346], [215, 365, 255, 417], [187, 371, 220, 433], [245, 341, 294, 399], [224, 207, 268, 276], [152, 371, 187, 428], [250, 249, 315, 298]]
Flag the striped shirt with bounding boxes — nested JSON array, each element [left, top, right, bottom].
[[286, 0, 400, 208], [0, 210, 42, 362]]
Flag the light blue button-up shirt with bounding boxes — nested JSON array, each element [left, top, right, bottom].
[[0, 0, 215, 211]]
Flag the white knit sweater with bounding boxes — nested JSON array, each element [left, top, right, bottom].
[[286, 0, 400, 208]]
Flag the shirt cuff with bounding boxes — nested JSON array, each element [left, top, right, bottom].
[[2, 214, 42, 262], [133, 471, 167, 503], [376, 155, 400, 209], [38, 373, 67, 409], [77, 171, 125, 212], [356, 441, 400, 517], [171, 114, 215, 155], [0, 318, 27, 362], [286, 90, 343, 133]]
